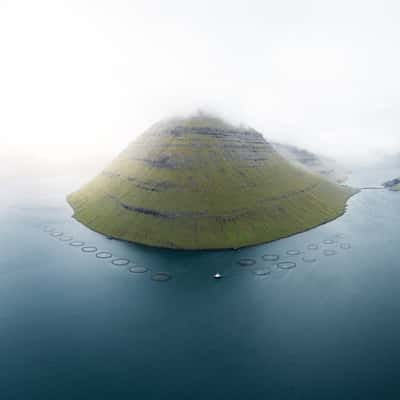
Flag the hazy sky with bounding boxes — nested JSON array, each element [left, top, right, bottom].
[[1, 0, 400, 163]]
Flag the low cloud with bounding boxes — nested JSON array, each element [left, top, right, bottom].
[[2, 0, 400, 166]]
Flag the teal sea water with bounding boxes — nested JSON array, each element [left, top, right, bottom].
[[1, 167, 400, 399]]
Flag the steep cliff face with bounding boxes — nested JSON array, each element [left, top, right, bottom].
[[67, 115, 356, 249]]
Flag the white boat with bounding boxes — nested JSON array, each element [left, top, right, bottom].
[[213, 272, 222, 279]]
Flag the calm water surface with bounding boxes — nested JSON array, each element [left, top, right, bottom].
[[1, 168, 400, 399]]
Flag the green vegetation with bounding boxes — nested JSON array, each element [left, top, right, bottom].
[[272, 142, 349, 183], [67, 114, 357, 250], [382, 178, 400, 191]]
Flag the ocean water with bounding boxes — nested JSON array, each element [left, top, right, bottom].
[[1, 168, 400, 399]]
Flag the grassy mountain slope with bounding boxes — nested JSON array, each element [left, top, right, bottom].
[[67, 115, 357, 249], [272, 142, 349, 183]]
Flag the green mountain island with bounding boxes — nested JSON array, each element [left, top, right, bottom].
[[67, 114, 357, 250]]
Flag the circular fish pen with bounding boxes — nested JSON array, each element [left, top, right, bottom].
[[302, 256, 317, 263], [323, 239, 336, 245], [151, 272, 172, 282], [307, 244, 319, 250], [262, 254, 280, 262], [50, 231, 63, 237], [340, 243, 351, 250], [129, 265, 148, 274], [323, 249, 337, 256], [111, 258, 130, 266], [81, 246, 98, 253], [286, 250, 301, 256], [238, 258, 256, 267], [277, 261, 296, 270], [59, 235, 73, 242], [69, 241, 85, 247], [252, 268, 271, 276], [96, 251, 113, 259]]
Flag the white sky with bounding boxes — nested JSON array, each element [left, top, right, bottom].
[[1, 0, 400, 164]]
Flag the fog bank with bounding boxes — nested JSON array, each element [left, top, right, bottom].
[[2, 0, 400, 165]]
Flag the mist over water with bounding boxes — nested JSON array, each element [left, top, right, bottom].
[[2, 0, 400, 167]]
